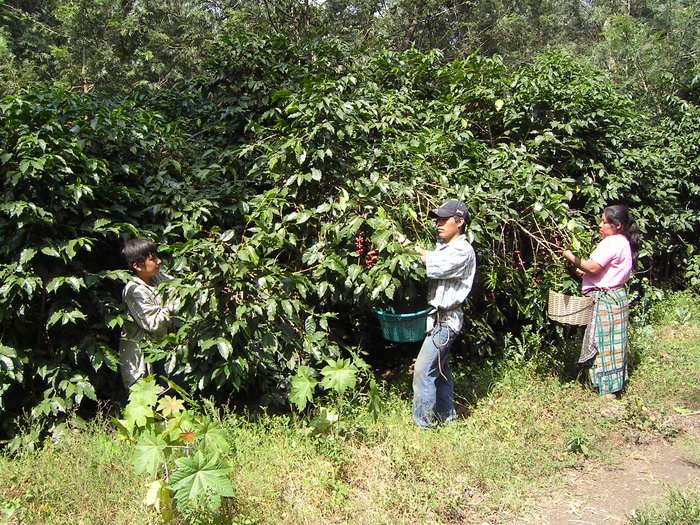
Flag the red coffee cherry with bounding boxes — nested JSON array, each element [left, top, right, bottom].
[[356, 231, 367, 255], [365, 248, 378, 267]]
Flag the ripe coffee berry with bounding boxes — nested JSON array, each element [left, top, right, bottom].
[[356, 231, 367, 255], [365, 249, 378, 268]]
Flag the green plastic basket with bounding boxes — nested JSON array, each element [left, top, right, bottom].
[[373, 307, 432, 343]]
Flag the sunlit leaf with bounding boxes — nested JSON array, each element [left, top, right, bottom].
[[133, 431, 167, 476], [289, 365, 318, 411], [320, 358, 357, 394], [157, 395, 185, 417], [128, 377, 160, 407], [170, 451, 234, 510]]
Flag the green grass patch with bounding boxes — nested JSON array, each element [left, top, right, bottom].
[[0, 416, 158, 525], [627, 489, 700, 525]]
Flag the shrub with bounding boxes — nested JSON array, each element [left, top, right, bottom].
[[1, 34, 698, 441]]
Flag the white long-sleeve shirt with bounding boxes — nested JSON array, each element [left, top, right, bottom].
[[424, 234, 476, 333], [119, 272, 177, 387]]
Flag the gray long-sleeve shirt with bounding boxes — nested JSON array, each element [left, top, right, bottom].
[[424, 234, 476, 333], [118, 272, 177, 387]]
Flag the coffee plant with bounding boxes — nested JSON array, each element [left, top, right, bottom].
[[1, 32, 698, 443]]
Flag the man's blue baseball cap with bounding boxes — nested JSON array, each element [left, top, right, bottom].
[[429, 199, 469, 220]]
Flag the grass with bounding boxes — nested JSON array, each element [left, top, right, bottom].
[[0, 416, 158, 525], [627, 489, 700, 525], [1, 291, 699, 524]]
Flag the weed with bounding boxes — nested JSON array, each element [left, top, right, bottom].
[[627, 489, 700, 524], [565, 425, 594, 456]]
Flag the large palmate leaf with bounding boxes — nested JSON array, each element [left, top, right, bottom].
[[157, 395, 185, 417], [128, 377, 160, 407], [169, 451, 234, 511], [133, 431, 167, 476], [320, 358, 357, 394], [123, 400, 155, 429], [197, 418, 231, 455], [123, 378, 161, 428], [289, 365, 318, 411]]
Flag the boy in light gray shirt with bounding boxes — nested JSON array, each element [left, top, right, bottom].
[[119, 238, 178, 388]]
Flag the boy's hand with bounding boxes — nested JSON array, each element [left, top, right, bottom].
[[396, 233, 410, 247], [416, 245, 427, 265]]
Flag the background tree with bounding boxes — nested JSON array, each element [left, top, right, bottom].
[[1, 0, 221, 93]]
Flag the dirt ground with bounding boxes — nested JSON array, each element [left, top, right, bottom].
[[514, 412, 700, 525]]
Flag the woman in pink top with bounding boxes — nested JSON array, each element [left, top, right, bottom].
[[562, 205, 641, 399]]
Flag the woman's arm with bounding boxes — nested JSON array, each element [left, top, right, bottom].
[[562, 249, 603, 275]]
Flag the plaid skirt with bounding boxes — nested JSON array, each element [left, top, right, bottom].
[[579, 288, 629, 395]]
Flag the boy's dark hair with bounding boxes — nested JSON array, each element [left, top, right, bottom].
[[121, 238, 158, 271]]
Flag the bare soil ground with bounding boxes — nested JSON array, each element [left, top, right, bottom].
[[515, 413, 700, 525]]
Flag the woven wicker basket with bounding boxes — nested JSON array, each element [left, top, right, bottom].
[[547, 289, 594, 326]]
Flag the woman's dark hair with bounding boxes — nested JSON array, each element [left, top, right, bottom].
[[604, 205, 640, 267], [121, 238, 158, 271]]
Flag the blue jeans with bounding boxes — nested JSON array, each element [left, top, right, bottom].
[[412, 321, 458, 427]]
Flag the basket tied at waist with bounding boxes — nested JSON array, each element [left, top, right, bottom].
[[373, 306, 432, 343], [547, 289, 594, 326]]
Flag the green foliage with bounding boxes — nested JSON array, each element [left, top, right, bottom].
[[118, 377, 235, 521], [320, 358, 358, 394], [290, 353, 382, 436], [565, 425, 593, 457], [628, 489, 700, 525], [0, 0, 222, 94], [0, 33, 699, 442], [170, 451, 235, 512], [289, 365, 319, 412], [2, 0, 698, 116], [593, 2, 700, 110]]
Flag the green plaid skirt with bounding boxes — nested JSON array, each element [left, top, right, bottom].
[[579, 288, 629, 395]]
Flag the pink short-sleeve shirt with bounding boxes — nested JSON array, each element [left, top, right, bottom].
[[582, 235, 633, 294]]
